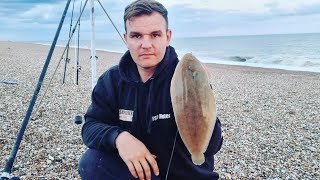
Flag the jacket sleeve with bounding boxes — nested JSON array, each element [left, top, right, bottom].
[[204, 117, 223, 156], [81, 70, 124, 152]]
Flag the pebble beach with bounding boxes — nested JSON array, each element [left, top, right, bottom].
[[0, 41, 319, 179]]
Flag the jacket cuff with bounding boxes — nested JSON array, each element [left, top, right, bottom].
[[105, 128, 125, 150]]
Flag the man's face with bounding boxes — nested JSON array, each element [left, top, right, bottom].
[[124, 12, 172, 72]]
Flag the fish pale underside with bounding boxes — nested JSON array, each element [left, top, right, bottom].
[[170, 53, 217, 165]]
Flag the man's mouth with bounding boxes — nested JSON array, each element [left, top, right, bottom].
[[140, 53, 154, 57]]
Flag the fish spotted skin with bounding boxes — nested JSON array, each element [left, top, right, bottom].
[[170, 53, 217, 165]]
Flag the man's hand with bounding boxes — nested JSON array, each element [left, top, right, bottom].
[[115, 131, 159, 180]]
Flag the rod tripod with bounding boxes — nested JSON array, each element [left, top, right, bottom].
[[1, 0, 125, 178]]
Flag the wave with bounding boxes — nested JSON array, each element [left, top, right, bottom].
[[221, 54, 320, 68], [227, 56, 254, 62], [196, 54, 320, 73], [303, 61, 320, 67]]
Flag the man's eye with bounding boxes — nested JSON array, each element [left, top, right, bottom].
[[131, 35, 140, 38], [152, 34, 160, 38]]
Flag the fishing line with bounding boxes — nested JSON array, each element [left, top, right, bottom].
[[165, 129, 178, 180], [97, 0, 126, 45]]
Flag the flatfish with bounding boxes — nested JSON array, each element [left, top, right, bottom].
[[170, 53, 216, 165]]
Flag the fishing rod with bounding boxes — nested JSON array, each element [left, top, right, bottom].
[[0, 0, 72, 179], [62, 0, 76, 84], [75, 0, 83, 85], [1, 0, 127, 179], [30, 0, 89, 129], [73, 0, 83, 125]]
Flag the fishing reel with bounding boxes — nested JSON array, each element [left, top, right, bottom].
[[73, 115, 83, 124]]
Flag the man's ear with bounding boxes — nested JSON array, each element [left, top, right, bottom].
[[123, 32, 127, 42], [166, 29, 172, 46]]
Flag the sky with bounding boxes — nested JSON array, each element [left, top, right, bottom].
[[0, 0, 320, 41]]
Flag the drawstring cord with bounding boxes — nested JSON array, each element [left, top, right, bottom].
[[132, 86, 140, 136], [146, 78, 155, 134]]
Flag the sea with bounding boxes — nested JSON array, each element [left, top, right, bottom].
[[38, 33, 320, 73]]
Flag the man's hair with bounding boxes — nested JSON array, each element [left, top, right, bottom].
[[124, 0, 168, 31]]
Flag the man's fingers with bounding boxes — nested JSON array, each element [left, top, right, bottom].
[[146, 154, 159, 176], [140, 159, 151, 180], [125, 161, 138, 179], [133, 160, 145, 180]]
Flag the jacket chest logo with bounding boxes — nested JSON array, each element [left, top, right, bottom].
[[119, 109, 133, 122], [152, 114, 171, 121]]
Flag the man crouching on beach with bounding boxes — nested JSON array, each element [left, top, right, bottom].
[[78, 0, 223, 179]]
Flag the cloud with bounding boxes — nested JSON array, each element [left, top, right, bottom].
[[1, 0, 319, 41], [19, 1, 77, 24], [158, 0, 320, 14]]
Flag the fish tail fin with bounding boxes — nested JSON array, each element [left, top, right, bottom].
[[191, 154, 205, 165]]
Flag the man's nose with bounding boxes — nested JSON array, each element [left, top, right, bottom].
[[141, 37, 152, 48]]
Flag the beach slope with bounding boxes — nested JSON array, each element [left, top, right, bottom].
[[0, 41, 319, 179]]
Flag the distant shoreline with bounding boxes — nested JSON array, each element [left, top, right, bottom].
[[1, 40, 319, 74]]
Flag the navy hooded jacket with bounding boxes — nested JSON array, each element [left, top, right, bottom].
[[82, 46, 223, 179]]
